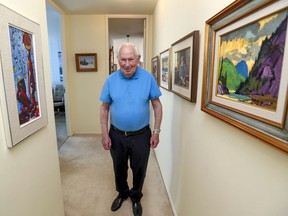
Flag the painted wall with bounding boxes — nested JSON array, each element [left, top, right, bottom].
[[64, 15, 107, 133], [153, 0, 288, 216], [0, 0, 64, 216]]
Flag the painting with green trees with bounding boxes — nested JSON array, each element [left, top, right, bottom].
[[217, 10, 287, 112]]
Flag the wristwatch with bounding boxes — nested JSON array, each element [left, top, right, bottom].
[[153, 128, 161, 134]]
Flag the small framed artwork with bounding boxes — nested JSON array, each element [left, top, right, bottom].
[[201, 0, 288, 152], [171, 30, 200, 102], [75, 53, 97, 72], [159, 49, 171, 91], [151, 55, 159, 85], [58, 51, 63, 81], [109, 47, 114, 74], [0, 5, 48, 147], [113, 64, 118, 72]]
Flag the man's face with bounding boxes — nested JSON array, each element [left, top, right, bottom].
[[118, 46, 139, 78]]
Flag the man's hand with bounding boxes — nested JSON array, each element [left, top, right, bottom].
[[150, 133, 159, 148], [100, 102, 111, 150], [102, 134, 112, 150]]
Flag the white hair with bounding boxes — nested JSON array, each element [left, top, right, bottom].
[[117, 43, 141, 60]]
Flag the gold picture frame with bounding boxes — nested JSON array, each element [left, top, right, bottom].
[[75, 53, 97, 72], [201, 0, 288, 152]]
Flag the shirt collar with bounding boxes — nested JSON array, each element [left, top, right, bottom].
[[119, 66, 140, 79]]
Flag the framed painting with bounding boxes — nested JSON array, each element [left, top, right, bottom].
[[159, 49, 171, 91], [151, 55, 159, 85], [0, 5, 48, 147], [58, 51, 63, 82], [171, 30, 200, 102], [201, 0, 288, 152], [75, 53, 97, 72]]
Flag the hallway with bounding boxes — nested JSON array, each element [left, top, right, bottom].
[[58, 134, 174, 216]]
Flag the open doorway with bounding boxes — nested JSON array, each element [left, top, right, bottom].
[[107, 16, 147, 74], [46, 2, 68, 149]]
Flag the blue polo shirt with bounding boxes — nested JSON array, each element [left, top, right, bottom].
[[100, 66, 162, 131]]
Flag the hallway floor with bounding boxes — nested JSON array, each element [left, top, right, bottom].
[[58, 134, 174, 216]]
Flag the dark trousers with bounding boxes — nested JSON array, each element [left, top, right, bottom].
[[109, 126, 151, 203]]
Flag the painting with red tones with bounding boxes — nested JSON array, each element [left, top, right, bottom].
[[9, 27, 40, 125], [0, 5, 47, 147]]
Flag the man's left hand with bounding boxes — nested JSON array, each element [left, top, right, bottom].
[[150, 134, 159, 148]]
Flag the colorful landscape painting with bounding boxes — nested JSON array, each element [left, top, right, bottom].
[[217, 10, 288, 112], [79, 56, 95, 69], [161, 56, 169, 83]]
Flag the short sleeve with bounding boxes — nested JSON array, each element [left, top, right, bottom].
[[149, 75, 162, 100], [99, 79, 112, 103]]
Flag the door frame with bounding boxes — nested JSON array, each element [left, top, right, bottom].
[[105, 14, 151, 75], [47, 0, 72, 137]]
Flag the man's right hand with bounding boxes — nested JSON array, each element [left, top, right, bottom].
[[102, 134, 112, 150]]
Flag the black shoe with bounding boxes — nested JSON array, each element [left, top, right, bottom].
[[132, 202, 142, 216], [111, 195, 127, 211]]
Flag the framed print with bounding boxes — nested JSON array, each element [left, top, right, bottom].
[[151, 55, 159, 85], [75, 53, 97, 72], [201, 0, 288, 152], [159, 49, 171, 91], [171, 30, 200, 102], [113, 64, 117, 72], [0, 4, 48, 147], [58, 51, 63, 82]]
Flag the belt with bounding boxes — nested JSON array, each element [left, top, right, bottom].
[[111, 125, 150, 136]]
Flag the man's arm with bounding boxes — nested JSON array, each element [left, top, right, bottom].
[[100, 102, 111, 150], [150, 98, 163, 148]]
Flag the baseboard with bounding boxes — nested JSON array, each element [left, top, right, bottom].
[[152, 149, 178, 216]]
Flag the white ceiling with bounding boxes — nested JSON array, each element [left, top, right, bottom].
[[48, 0, 155, 40], [50, 0, 158, 15]]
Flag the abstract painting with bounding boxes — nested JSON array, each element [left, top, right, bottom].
[[0, 5, 48, 147], [9, 26, 40, 126]]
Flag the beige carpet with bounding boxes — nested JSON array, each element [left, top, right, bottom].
[[58, 134, 174, 216]]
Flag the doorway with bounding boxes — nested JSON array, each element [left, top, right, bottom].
[[46, 2, 69, 149], [107, 16, 147, 74]]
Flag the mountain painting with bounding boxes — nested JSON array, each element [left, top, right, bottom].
[[217, 10, 288, 112]]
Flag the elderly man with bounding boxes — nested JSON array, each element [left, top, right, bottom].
[[100, 43, 162, 216]]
